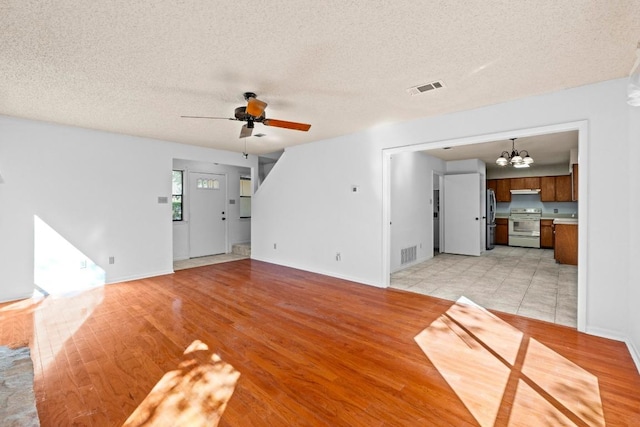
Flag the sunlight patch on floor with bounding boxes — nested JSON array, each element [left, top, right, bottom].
[[415, 297, 604, 426], [123, 340, 240, 427]]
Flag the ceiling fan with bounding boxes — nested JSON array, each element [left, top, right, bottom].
[[181, 92, 312, 139]]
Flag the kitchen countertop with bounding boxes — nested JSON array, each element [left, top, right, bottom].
[[496, 213, 578, 220], [553, 218, 578, 225]]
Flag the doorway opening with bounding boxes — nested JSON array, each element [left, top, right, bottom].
[[172, 159, 253, 271], [383, 121, 588, 332]]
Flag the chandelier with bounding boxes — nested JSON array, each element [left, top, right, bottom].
[[496, 138, 534, 168]]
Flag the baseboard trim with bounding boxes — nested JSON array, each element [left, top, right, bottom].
[[107, 269, 175, 285], [626, 338, 640, 374], [0, 292, 36, 304], [390, 255, 431, 274], [585, 326, 640, 373], [584, 326, 627, 343], [250, 255, 382, 288]]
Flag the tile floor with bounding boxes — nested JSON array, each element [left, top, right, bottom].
[[391, 245, 578, 327], [173, 253, 248, 270]]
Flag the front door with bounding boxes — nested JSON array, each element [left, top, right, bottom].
[[443, 173, 482, 256], [189, 172, 227, 257]]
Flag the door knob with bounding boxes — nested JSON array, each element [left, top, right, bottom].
[[475, 217, 479, 220], [222, 218, 226, 221]]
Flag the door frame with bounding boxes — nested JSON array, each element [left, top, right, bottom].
[[433, 171, 444, 254], [382, 120, 589, 332]]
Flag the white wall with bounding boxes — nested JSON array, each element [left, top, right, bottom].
[[252, 79, 636, 358], [389, 152, 444, 272], [252, 133, 386, 286], [0, 115, 257, 302], [172, 159, 251, 261]]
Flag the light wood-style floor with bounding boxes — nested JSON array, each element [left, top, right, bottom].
[[1, 260, 639, 426]]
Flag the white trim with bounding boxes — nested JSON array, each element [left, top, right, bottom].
[[381, 150, 391, 287], [0, 292, 35, 304], [381, 120, 589, 333], [107, 269, 175, 285], [390, 255, 432, 274], [251, 255, 383, 288], [627, 338, 640, 374]]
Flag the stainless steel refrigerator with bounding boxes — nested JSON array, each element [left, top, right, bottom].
[[486, 189, 496, 250]]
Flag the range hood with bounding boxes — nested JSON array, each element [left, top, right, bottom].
[[510, 189, 541, 195]]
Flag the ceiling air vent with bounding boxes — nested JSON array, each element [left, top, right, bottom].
[[406, 80, 446, 96]]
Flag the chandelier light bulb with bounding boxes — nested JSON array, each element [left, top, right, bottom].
[[496, 138, 533, 168]]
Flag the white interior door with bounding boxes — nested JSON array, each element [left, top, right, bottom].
[[189, 172, 227, 258], [443, 173, 482, 256]]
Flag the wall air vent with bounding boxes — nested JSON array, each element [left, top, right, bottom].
[[401, 245, 417, 265], [406, 80, 446, 96]]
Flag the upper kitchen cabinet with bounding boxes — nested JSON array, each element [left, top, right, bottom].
[[555, 175, 573, 202], [487, 179, 497, 193], [509, 177, 539, 190], [523, 177, 540, 189], [540, 176, 556, 202], [496, 179, 511, 202], [510, 178, 525, 190]]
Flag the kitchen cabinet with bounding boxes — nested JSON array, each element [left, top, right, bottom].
[[540, 219, 554, 248], [495, 218, 509, 245], [510, 178, 525, 190], [489, 173, 573, 202], [554, 223, 578, 265], [496, 179, 511, 202], [555, 175, 573, 202], [523, 177, 540, 189], [572, 164, 578, 201], [540, 176, 556, 202], [509, 177, 540, 190]]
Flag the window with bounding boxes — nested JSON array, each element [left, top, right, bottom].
[[240, 177, 251, 218], [196, 177, 220, 190], [172, 170, 183, 221]]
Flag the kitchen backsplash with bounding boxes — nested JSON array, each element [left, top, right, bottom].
[[496, 194, 578, 215]]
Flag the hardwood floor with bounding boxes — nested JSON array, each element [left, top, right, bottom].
[[1, 259, 639, 426]]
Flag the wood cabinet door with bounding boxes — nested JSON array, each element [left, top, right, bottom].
[[555, 224, 578, 265], [495, 219, 509, 245], [540, 220, 554, 248], [540, 176, 556, 202], [510, 178, 525, 190], [523, 177, 540, 189], [487, 179, 497, 193], [555, 175, 572, 202], [496, 179, 511, 202]]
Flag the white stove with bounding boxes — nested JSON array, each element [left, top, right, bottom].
[[509, 208, 542, 248]]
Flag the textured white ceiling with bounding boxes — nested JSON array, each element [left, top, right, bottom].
[[1, 1, 639, 154], [423, 131, 578, 171]]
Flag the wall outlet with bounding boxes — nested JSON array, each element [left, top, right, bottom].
[[157, 196, 168, 204], [109, 256, 115, 265], [80, 259, 87, 269], [554, 209, 558, 213], [336, 252, 341, 261], [351, 185, 359, 193]]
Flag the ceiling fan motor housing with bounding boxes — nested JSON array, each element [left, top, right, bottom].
[[234, 106, 265, 122]]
